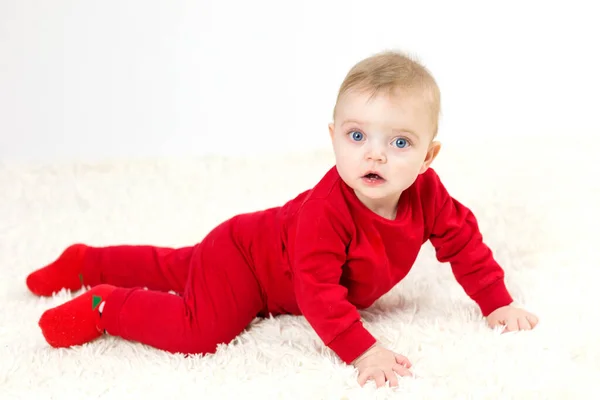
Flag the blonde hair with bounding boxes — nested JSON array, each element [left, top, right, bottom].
[[333, 50, 441, 137]]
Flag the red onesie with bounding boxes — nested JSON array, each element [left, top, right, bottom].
[[77, 166, 512, 364]]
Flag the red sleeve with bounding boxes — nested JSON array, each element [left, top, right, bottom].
[[425, 170, 513, 316], [289, 199, 377, 364]]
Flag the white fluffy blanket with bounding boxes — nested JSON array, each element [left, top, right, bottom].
[[1, 136, 599, 399]]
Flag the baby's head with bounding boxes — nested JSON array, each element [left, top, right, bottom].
[[329, 50, 442, 214]]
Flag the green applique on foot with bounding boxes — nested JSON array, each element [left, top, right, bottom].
[[92, 295, 102, 310], [79, 273, 83, 285]]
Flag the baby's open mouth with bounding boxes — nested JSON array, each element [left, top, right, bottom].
[[362, 173, 384, 181]]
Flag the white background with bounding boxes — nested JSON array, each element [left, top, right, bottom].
[[1, 0, 598, 163]]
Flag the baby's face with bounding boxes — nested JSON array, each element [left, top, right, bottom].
[[329, 88, 439, 213]]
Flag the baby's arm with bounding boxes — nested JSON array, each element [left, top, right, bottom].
[[425, 169, 538, 330], [425, 169, 513, 316], [288, 199, 375, 364], [288, 199, 412, 387]]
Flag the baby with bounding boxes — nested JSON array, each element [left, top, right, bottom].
[[27, 50, 538, 388]]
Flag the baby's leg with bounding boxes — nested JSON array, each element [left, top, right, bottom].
[[26, 244, 193, 297], [38, 220, 266, 355], [82, 245, 193, 294]]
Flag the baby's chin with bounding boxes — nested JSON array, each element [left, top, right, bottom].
[[352, 185, 404, 203]]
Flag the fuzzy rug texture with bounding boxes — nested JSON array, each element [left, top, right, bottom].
[[1, 136, 599, 399]]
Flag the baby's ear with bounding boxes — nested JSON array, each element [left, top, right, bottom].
[[420, 141, 441, 173], [328, 123, 335, 141]]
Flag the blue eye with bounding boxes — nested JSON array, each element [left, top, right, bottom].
[[350, 131, 363, 141], [394, 138, 408, 148]]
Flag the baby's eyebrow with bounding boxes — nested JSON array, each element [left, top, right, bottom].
[[341, 119, 364, 126], [393, 128, 419, 140]]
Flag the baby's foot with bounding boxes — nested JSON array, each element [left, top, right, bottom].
[[38, 284, 116, 348], [26, 244, 88, 296]]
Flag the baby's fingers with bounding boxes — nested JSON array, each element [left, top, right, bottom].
[[395, 354, 412, 368], [357, 369, 385, 388], [504, 318, 519, 333], [518, 316, 532, 330], [392, 363, 413, 377], [357, 370, 370, 387], [385, 369, 399, 387], [526, 314, 539, 328], [372, 370, 386, 388]]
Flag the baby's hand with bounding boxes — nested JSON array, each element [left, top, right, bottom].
[[351, 344, 412, 388], [486, 304, 539, 332]]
